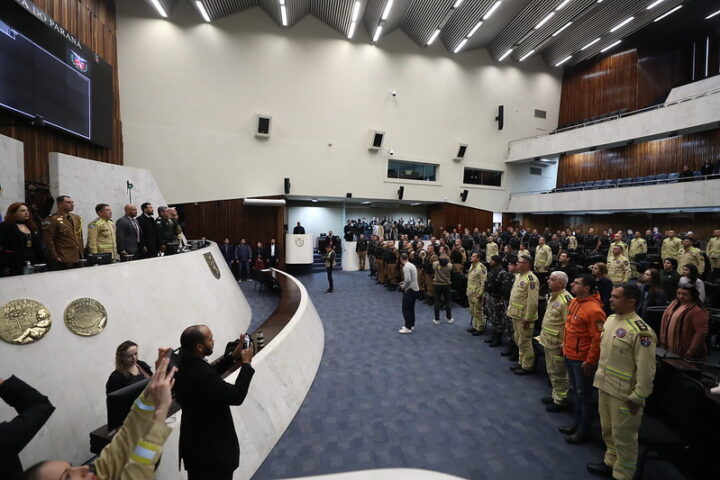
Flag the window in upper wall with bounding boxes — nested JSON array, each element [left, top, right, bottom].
[[463, 167, 502, 187], [387, 160, 438, 182]]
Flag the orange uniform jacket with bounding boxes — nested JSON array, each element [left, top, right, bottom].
[[563, 292, 606, 365]]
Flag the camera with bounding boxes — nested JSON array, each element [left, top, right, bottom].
[[391, 90, 397, 97], [389, 148, 394, 156]]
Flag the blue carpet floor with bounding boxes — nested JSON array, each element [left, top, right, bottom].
[[242, 271, 684, 480]]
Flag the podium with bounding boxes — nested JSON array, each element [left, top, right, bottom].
[[285, 234, 314, 264], [342, 241, 359, 271]]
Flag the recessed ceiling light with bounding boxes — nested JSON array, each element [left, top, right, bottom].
[[468, 20, 483, 37], [195, 1, 211, 22], [600, 40, 621, 52], [454, 38, 468, 54], [535, 11, 555, 29], [498, 48, 513, 61], [381, 0, 394, 20], [654, 5, 682, 22], [707, 9, 720, 19], [646, 0, 665, 9], [361, 201, 371, 204], [149, 0, 168, 18], [552, 22, 572, 36], [581, 37, 601, 50], [311, 198, 318, 203], [609, 16, 634, 33], [410, 202, 421, 206], [555, 55, 572, 66], [483, 1, 502, 20], [427, 28, 441, 45], [280, 4, 288, 26], [519, 49, 535, 61]]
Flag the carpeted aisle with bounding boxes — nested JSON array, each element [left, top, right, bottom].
[[246, 270, 682, 480]]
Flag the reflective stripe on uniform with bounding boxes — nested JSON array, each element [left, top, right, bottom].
[[606, 365, 632, 380], [543, 326, 559, 335], [130, 440, 160, 465], [511, 302, 524, 309], [134, 398, 154, 412]]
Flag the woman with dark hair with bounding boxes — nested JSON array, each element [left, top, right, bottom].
[[591, 262, 613, 315], [680, 263, 705, 304], [659, 285, 709, 361], [106, 340, 153, 394], [660, 258, 681, 302], [636, 268, 666, 319], [0, 202, 43, 276]]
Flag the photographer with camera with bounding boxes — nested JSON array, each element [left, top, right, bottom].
[[175, 325, 255, 480]]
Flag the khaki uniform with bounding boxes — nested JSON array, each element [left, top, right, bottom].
[[384, 247, 399, 285], [567, 235, 578, 251], [451, 246, 467, 273], [708, 237, 720, 270], [415, 249, 427, 292], [87, 218, 117, 259], [42, 212, 84, 267], [466, 262, 487, 332], [376, 245, 386, 283], [606, 240, 628, 262], [507, 271, 539, 370], [608, 255, 630, 285], [534, 244, 552, 273], [677, 246, 704, 275], [537, 290, 573, 404], [660, 237, 682, 260], [518, 247, 531, 259], [423, 253, 438, 299], [594, 313, 656, 480], [485, 241, 499, 263], [628, 238, 647, 278]]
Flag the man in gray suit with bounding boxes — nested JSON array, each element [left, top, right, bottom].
[[116, 204, 142, 259]]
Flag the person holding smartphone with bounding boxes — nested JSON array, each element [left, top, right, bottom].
[[175, 325, 255, 480]]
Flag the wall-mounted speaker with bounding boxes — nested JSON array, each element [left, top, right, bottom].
[[454, 143, 468, 161], [284, 178, 291, 194], [397, 186, 404, 200], [369, 130, 385, 151], [346, 193, 352, 198], [495, 105, 504, 131], [255, 114, 272, 138], [460, 189, 469, 202]]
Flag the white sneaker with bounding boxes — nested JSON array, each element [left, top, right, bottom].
[[411, 326, 415, 331], [398, 326, 413, 334], [433, 319, 440, 325], [447, 318, 454, 324]]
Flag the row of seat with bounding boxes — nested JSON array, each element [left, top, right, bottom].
[[555, 171, 705, 192]]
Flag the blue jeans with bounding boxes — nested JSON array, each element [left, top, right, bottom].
[[565, 358, 595, 435]]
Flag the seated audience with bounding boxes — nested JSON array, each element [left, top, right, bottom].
[[679, 263, 706, 304], [0, 203, 43, 276], [660, 258, 681, 302], [700, 159, 713, 176], [106, 341, 153, 394], [591, 262, 613, 315], [636, 268, 666, 319], [678, 165, 694, 182], [23, 349, 175, 480], [659, 285, 709, 361], [1, 375, 55, 480]]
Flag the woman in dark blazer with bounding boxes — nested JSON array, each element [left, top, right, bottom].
[[0, 203, 43, 276]]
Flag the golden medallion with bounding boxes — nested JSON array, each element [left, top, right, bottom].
[[0, 299, 52, 345], [64, 298, 107, 337], [204, 252, 221, 279]]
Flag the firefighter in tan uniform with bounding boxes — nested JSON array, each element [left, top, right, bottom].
[[588, 284, 656, 480], [87, 203, 117, 260], [413, 244, 426, 297], [628, 232, 647, 278], [677, 237, 704, 275], [608, 245, 630, 286], [708, 229, 720, 279], [485, 236, 499, 263], [42, 195, 84, 268], [375, 242, 386, 285], [507, 255, 539, 374], [422, 245, 438, 306], [451, 238, 467, 273], [384, 240, 400, 289], [534, 237, 552, 274], [606, 233, 628, 262], [660, 230, 682, 260], [466, 253, 487, 335], [537, 271, 573, 410], [567, 234, 578, 251]]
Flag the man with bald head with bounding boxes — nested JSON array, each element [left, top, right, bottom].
[[116, 204, 141, 259], [175, 325, 254, 480]]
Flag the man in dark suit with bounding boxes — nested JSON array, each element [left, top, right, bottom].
[[265, 238, 280, 268], [175, 325, 254, 480], [292, 221, 305, 234], [116, 204, 142, 259], [137, 202, 158, 258], [0, 375, 55, 480], [219, 238, 234, 264]]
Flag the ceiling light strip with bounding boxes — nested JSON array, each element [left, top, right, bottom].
[[381, 0, 394, 20], [555, 55, 572, 66], [498, 48, 513, 61], [454, 38, 468, 54], [555, 0, 572, 11], [707, 9, 720, 19], [654, 5, 682, 22], [195, 1, 211, 22], [552, 21, 572, 36], [149, 0, 167, 18], [646, 0, 665, 9], [519, 49, 535, 61], [426, 28, 441, 45], [600, 40, 621, 52], [348, 1, 361, 38], [534, 11, 555, 29], [581, 37, 601, 50], [609, 16, 634, 32], [373, 25, 383, 42], [483, 1, 502, 20]]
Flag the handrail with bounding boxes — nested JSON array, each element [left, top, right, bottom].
[[509, 173, 719, 198], [509, 86, 720, 146]]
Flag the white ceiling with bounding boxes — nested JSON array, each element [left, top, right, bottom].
[[141, 0, 700, 67]]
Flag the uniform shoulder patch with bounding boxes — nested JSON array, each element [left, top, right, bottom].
[[529, 282, 536, 289], [527, 274, 535, 281], [88, 223, 96, 229], [595, 320, 604, 332], [639, 336, 652, 347], [634, 319, 648, 331]]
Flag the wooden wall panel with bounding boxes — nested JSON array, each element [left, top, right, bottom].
[[174, 198, 286, 267], [428, 203, 493, 236], [0, 0, 122, 184], [557, 128, 720, 186], [523, 213, 720, 245]]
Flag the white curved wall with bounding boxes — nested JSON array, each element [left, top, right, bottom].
[[0, 243, 250, 467], [115, 1, 562, 213]]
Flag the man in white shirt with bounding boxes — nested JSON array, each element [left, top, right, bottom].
[[399, 253, 420, 334]]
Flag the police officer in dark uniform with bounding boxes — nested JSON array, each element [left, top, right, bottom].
[[155, 206, 179, 255], [42, 195, 84, 269], [356, 234, 368, 271]]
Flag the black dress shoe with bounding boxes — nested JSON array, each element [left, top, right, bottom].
[[472, 330, 484, 336], [541, 396, 554, 405], [586, 462, 613, 477], [509, 364, 522, 371], [514, 368, 535, 376], [546, 402, 569, 412], [558, 425, 577, 435], [565, 432, 587, 445], [467, 327, 476, 333]]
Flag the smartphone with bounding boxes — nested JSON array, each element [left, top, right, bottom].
[[242, 334, 252, 350]]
